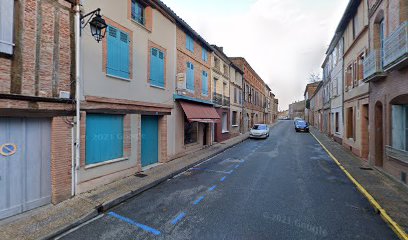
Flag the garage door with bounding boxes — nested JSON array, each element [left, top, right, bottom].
[[0, 118, 51, 220]]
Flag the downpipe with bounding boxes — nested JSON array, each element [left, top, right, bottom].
[[73, 3, 81, 196]]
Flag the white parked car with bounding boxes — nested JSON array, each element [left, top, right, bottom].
[[249, 124, 270, 139]]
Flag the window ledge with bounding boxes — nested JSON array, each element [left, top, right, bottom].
[[150, 84, 166, 90], [106, 74, 131, 82], [232, 125, 239, 127], [385, 146, 408, 165], [222, 130, 229, 133], [130, 19, 151, 32], [85, 157, 129, 170]]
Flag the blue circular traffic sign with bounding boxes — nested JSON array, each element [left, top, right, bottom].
[[0, 143, 17, 157]]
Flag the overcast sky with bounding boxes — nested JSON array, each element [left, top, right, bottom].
[[162, 0, 349, 110]]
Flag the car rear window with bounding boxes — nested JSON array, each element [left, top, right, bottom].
[[253, 125, 267, 130]]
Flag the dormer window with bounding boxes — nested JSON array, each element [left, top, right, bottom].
[[131, 0, 145, 25]]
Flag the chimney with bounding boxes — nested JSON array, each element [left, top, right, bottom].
[[219, 46, 224, 52]]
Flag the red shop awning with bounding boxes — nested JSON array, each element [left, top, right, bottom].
[[179, 101, 220, 123]]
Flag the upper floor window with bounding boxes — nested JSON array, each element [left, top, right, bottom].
[[131, 0, 145, 25], [223, 64, 228, 76], [214, 57, 220, 70], [150, 48, 165, 88], [201, 71, 208, 96], [106, 25, 131, 79], [202, 48, 208, 62], [0, 0, 14, 55], [186, 62, 194, 91], [186, 34, 194, 52], [392, 105, 408, 151]]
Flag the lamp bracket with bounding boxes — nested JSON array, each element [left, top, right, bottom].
[[80, 8, 101, 30]]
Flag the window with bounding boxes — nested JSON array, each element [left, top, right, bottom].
[[201, 71, 208, 95], [184, 116, 198, 145], [131, 0, 145, 25], [234, 87, 237, 103], [239, 90, 242, 105], [223, 82, 227, 97], [86, 114, 124, 165], [335, 112, 339, 133], [150, 48, 165, 87], [346, 107, 355, 139], [214, 57, 220, 70], [222, 112, 228, 133], [107, 25, 131, 79], [357, 53, 365, 81], [392, 105, 408, 151], [202, 48, 208, 62], [232, 111, 238, 126], [223, 64, 228, 76], [186, 34, 194, 52], [186, 62, 194, 91], [0, 0, 14, 55], [213, 78, 217, 94]]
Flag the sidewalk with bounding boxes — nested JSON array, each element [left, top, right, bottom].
[[0, 133, 249, 240], [311, 128, 408, 237]]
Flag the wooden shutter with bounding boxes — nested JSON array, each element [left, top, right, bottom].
[[186, 62, 194, 90], [150, 48, 164, 87], [0, 0, 15, 54], [107, 26, 130, 79], [202, 71, 208, 95]]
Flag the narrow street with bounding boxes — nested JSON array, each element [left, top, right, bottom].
[[58, 121, 397, 240]]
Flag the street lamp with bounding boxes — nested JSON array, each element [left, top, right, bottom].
[[80, 8, 107, 43]]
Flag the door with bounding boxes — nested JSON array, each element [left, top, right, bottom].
[[0, 118, 51, 220], [141, 116, 159, 167]]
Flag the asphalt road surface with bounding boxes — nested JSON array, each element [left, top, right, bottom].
[[58, 121, 397, 240]]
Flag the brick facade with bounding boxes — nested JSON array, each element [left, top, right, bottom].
[[0, 0, 75, 207]]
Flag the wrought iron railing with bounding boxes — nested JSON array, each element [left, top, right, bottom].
[[213, 92, 223, 105], [383, 21, 408, 68], [223, 96, 230, 106], [363, 49, 383, 79]]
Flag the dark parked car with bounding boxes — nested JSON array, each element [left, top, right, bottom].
[[295, 120, 309, 132]]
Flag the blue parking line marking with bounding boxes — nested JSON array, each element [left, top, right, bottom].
[[171, 212, 186, 225], [108, 212, 161, 236], [190, 168, 233, 174], [193, 195, 205, 205], [208, 185, 217, 191], [220, 176, 227, 182]]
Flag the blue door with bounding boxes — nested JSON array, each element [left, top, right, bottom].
[[141, 116, 159, 167]]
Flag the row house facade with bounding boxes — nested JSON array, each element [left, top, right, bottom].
[[304, 82, 320, 124], [229, 61, 244, 137], [230, 57, 267, 131], [0, 0, 278, 220], [78, 0, 177, 193], [363, 0, 408, 183], [342, 0, 370, 160], [322, 34, 344, 144], [0, 0, 75, 219], [309, 0, 408, 185], [211, 45, 231, 142]]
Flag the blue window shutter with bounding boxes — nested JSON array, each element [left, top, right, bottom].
[[107, 26, 130, 79], [86, 114, 124, 165], [202, 71, 208, 95], [0, 0, 14, 54], [158, 51, 165, 87], [186, 62, 194, 91], [150, 48, 158, 86]]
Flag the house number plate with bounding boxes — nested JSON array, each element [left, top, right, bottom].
[[0, 143, 17, 157]]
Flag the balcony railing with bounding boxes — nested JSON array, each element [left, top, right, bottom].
[[213, 93, 223, 105], [383, 21, 408, 69], [223, 96, 230, 106], [363, 49, 385, 81], [213, 92, 230, 106]]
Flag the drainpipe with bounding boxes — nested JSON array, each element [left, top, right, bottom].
[[73, 3, 81, 196]]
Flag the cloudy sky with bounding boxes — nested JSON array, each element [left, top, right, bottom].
[[162, 0, 349, 110]]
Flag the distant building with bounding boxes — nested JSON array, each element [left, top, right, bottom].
[[288, 100, 306, 120], [304, 82, 321, 124]]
